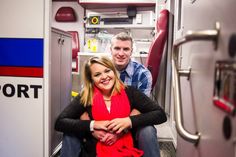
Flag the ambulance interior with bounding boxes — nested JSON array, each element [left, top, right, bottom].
[[51, 1, 176, 156], [1, 0, 236, 157]]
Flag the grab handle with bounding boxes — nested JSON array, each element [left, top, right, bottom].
[[172, 22, 220, 145]]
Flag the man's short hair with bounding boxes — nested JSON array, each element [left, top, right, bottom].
[[111, 32, 133, 47]]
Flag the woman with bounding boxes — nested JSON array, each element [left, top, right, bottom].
[[55, 56, 167, 157]]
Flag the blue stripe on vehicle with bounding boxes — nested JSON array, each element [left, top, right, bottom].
[[0, 38, 43, 67]]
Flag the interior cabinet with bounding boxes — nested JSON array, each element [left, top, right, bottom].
[[51, 28, 72, 154], [79, 0, 155, 3], [78, 0, 155, 8], [52, 0, 76, 1]]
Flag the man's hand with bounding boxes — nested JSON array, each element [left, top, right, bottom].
[[94, 120, 109, 131], [107, 117, 132, 134]]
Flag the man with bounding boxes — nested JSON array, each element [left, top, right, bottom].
[[110, 32, 160, 157], [110, 32, 152, 96], [60, 32, 161, 157]]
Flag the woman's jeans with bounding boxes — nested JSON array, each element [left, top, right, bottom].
[[60, 133, 82, 157], [60, 126, 160, 157]]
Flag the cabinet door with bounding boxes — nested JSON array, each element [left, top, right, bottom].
[[50, 29, 72, 153], [79, 0, 155, 3], [79, 0, 155, 8], [51, 31, 62, 152], [174, 0, 236, 157], [60, 35, 72, 111]]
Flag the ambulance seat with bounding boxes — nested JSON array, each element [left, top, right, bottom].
[[146, 9, 169, 89], [68, 31, 80, 72]]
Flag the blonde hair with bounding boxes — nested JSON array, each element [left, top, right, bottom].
[[80, 56, 125, 106]]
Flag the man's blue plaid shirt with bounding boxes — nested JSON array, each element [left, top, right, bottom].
[[119, 60, 152, 97]]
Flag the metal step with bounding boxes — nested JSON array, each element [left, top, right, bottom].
[[160, 141, 176, 157]]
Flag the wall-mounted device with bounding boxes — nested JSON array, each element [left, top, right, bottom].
[[89, 16, 100, 25], [213, 61, 236, 115], [85, 7, 155, 28]]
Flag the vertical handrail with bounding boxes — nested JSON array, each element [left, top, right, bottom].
[[172, 22, 220, 144]]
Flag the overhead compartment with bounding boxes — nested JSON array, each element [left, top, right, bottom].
[[78, 0, 155, 8], [85, 7, 156, 29]]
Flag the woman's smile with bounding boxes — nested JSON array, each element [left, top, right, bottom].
[[100, 77, 112, 85]]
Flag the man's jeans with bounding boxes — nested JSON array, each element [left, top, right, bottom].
[[135, 126, 160, 157], [60, 126, 160, 157]]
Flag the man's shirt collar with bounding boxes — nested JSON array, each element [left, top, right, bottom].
[[119, 60, 134, 78]]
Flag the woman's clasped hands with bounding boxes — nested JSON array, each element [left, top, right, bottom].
[[92, 117, 132, 145]]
